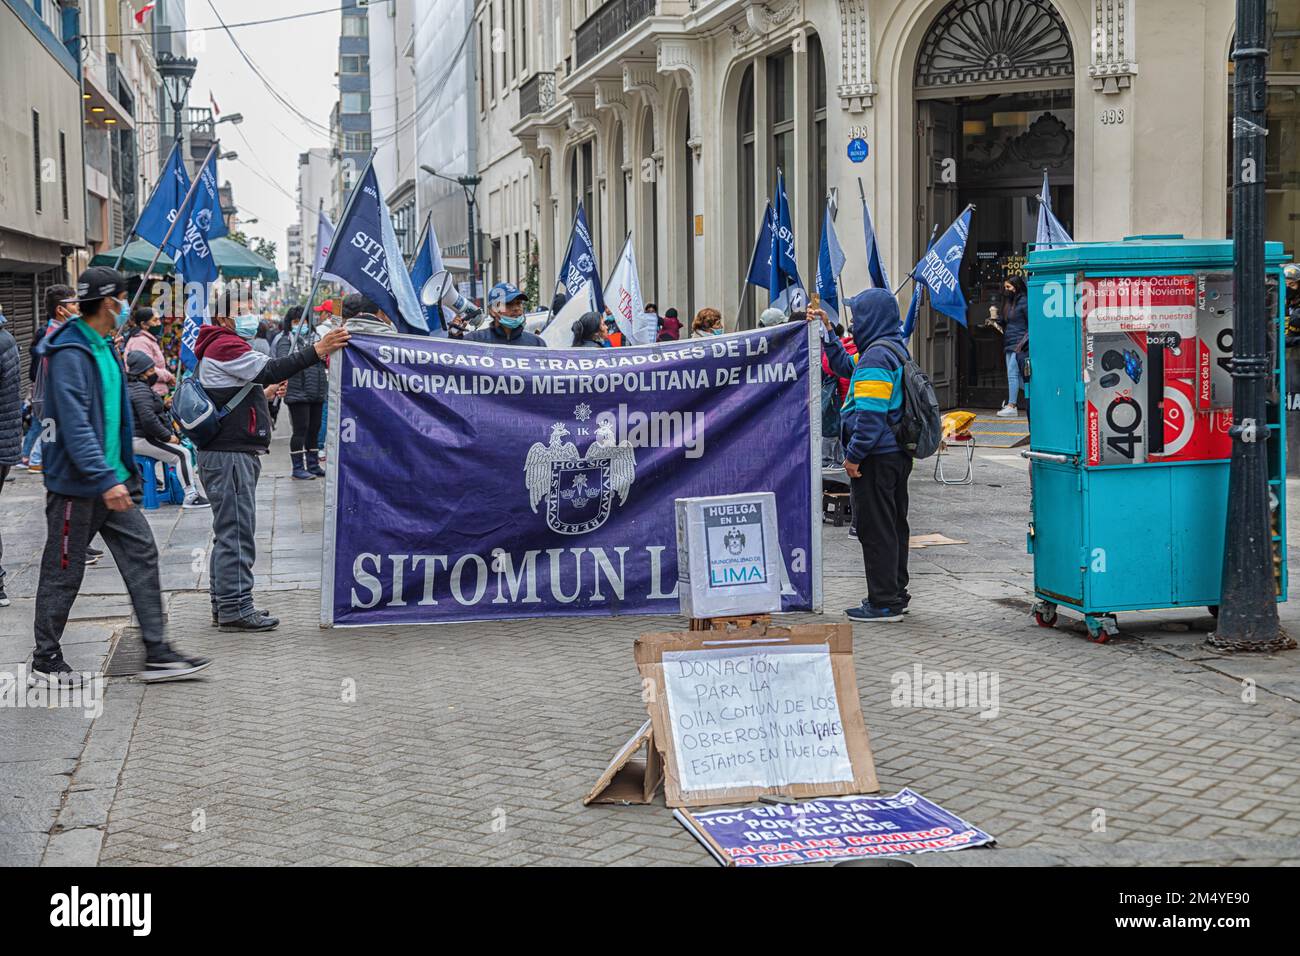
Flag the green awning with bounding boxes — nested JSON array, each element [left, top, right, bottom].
[[91, 236, 279, 282]]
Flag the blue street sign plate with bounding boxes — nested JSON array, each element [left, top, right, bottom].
[[847, 138, 869, 163]]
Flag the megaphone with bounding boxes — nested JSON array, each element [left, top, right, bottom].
[[421, 270, 482, 325]]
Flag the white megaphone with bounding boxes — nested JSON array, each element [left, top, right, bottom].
[[421, 269, 482, 325]]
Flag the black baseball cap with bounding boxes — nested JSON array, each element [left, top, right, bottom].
[[67, 266, 127, 303]]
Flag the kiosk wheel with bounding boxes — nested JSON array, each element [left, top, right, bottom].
[[1032, 602, 1058, 628], [1085, 614, 1119, 644]]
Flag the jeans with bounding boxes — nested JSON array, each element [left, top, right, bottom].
[[318, 401, 328, 449], [849, 452, 913, 610], [33, 491, 166, 668], [132, 438, 203, 497], [1006, 350, 1027, 406], [198, 449, 262, 622], [21, 417, 41, 460]]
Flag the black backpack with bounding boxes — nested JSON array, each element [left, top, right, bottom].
[[870, 339, 943, 460]]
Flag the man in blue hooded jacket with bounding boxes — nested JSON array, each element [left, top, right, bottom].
[[29, 267, 211, 686], [821, 288, 912, 622]]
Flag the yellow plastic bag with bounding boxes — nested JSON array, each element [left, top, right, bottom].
[[941, 410, 977, 441]]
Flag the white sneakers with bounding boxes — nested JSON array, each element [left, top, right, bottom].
[[996, 404, 1019, 418]]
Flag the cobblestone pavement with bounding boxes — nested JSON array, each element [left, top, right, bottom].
[[4, 426, 1300, 867]]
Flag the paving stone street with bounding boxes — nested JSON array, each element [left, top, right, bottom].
[[2, 422, 1299, 867]]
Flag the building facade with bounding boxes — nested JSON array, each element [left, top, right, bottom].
[[0, 0, 87, 372], [505, 0, 1290, 407], [332, 0, 373, 219], [369, 0, 418, 260], [295, 147, 333, 292]]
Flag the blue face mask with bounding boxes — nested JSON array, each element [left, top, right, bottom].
[[499, 314, 525, 330], [234, 315, 261, 339], [115, 299, 130, 329]]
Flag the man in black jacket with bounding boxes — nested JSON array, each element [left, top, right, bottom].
[[193, 300, 350, 631]]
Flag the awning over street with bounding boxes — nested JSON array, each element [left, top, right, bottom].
[[91, 237, 279, 282]]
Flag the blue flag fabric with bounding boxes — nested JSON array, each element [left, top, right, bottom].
[[901, 228, 939, 338], [320, 163, 428, 335], [815, 200, 846, 319], [557, 202, 605, 314], [409, 218, 449, 336], [1035, 170, 1073, 249], [175, 152, 228, 369], [768, 170, 805, 308], [745, 201, 777, 291], [862, 195, 890, 290], [135, 143, 190, 257], [911, 207, 971, 327]]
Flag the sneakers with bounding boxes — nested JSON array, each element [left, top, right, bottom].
[[846, 603, 904, 623], [84, 550, 101, 567], [27, 660, 84, 688], [212, 608, 269, 626], [218, 612, 280, 632], [996, 403, 1019, 418], [139, 644, 212, 683], [27, 464, 42, 474], [0, 586, 8, 608], [182, 494, 211, 510]]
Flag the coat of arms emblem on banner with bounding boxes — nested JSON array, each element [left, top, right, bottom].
[[525, 419, 637, 535]]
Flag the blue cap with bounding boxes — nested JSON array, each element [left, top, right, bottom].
[[488, 281, 526, 307]]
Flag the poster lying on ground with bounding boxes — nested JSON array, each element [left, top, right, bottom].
[[674, 789, 995, 867], [321, 323, 820, 626]]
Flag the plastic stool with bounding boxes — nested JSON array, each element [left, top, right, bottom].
[[135, 455, 186, 509]]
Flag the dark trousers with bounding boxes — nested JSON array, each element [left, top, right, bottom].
[[288, 401, 323, 454], [0, 465, 9, 584], [33, 492, 165, 668], [849, 452, 912, 609]]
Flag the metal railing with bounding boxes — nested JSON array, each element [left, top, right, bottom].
[[574, 0, 655, 68], [519, 71, 556, 117]]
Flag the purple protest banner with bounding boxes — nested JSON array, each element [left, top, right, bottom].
[[675, 789, 996, 867], [321, 323, 822, 625]]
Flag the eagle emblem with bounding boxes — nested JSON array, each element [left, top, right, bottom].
[[525, 420, 637, 535]]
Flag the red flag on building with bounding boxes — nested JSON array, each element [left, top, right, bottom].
[[134, 3, 156, 25]]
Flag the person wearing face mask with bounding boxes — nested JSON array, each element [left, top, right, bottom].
[[29, 266, 212, 686], [465, 282, 545, 346], [21, 285, 76, 474], [691, 308, 724, 337], [126, 350, 207, 509], [194, 293, 351, 631], [273, 305, 329, 480], [124, 307, 174, 398], [571, 311, 608, 347], [998, 274, 1029, 419]]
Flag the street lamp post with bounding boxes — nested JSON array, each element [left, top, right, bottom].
[[1214, 0, 1296, 652], [422, 164, 483, 304], [156, 52, 198, 147]]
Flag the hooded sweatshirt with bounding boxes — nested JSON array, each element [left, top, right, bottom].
[[194, 324, 323, 453], [823, 288, 906, 460], [657, 315, 683, 341]]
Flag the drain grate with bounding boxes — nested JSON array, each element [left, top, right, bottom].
[[104, 627, 148, 677]]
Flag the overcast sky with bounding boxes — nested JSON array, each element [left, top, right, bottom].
[[189, 0, 340, 271]]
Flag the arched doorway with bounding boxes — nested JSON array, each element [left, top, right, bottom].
[[914, 0, 1076, 408]]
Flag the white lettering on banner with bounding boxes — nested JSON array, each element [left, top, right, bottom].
[[349, 229, 396, 294], [346, 546, 773, 608], [662, 645, 853, 792]]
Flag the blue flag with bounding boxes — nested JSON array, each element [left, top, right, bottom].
[[556, 202, 605, 314], [320, 163, 428, 335], [1035, 170, 1073, 249], [745, 201, 777, 291], [901, 226, 939, 338], [135, 142, 190, 257], [862, 195, 890, 290], [409, 216, 449, 336], [815, 199, 845, 319], [175, 152, 228, 369], [911, 207, 971, 327], [768, 169, 805, 308]]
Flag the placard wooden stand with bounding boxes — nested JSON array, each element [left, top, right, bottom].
[[688, 613, 772, 632]]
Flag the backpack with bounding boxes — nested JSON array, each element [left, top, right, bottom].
[[171, 360, 255, 448], [871, 339, 943, 460]]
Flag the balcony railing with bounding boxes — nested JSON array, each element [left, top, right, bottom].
[[574, 0, 655, 69], [519, 71, 556, 117]]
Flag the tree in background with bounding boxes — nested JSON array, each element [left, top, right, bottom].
[[524, 239, 540, 310]]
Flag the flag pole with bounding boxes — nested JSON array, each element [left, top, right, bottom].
[[127, 140, 219, 313], [304, 148, 377, 329], [114, 140, 180, 273]]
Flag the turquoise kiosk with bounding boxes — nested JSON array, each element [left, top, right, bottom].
[[1023, 237, 1288, 641]]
